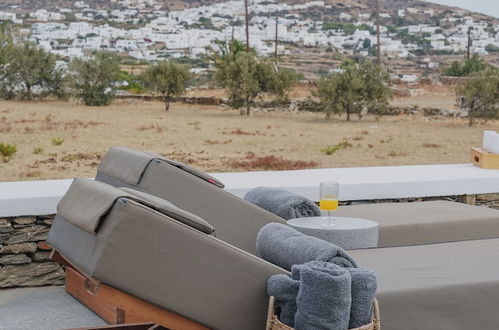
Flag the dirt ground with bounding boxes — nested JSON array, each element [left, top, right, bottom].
[[0, 87, 498, 182]]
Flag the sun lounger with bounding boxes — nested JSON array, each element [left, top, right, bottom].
[[95, 147, 499, 248], [48, 178, 288, 330]]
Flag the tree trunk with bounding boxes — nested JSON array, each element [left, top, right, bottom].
[[164, 94, 170, 111], [468, 100, 474, 127], [242, 96, 251, 116], [25, 82, 32, 100], [346, 109, 351, 121]]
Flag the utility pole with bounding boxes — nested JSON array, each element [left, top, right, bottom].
[[274, 10, 279, 64], [244, 0, 250, 51], [375, 0, 381, 66], [466, 27, 472, 60]]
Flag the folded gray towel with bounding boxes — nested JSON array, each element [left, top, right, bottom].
[[256, 223, 358, 270], [268, 274, 300, 327], [244, 187, 321, 220], [294, 261, 352, 330], [348, 268, 377, 328]]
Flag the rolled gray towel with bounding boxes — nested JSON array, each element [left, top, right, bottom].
[[268, 274, 300, 327], [293, 261, 352, 330], [256, 223, 358, 270], [244, 187, 321, 220], [348, 268, 377, 328]]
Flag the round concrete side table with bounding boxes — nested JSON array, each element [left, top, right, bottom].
[[287, 216, 379, 250]]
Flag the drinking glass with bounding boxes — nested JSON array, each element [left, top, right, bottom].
[[319, 182, 339, 226]]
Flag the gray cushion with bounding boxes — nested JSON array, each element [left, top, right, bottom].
[[335, 201, 499, 247], [120, 187, 214, 234], [98, 146, 224, 188], [97, 146, 157, 186], [57, 178, 125, 233], [350, 238, 499, 330], [57, 178, 214, 235]]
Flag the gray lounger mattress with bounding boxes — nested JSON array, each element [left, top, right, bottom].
[[350, 238, 499, 330], [335, 201, 499, 247]]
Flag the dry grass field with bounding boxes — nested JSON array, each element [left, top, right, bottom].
[[0, 89, 497, 182]]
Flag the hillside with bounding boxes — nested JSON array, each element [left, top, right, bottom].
[[1, 0, 497, 23]]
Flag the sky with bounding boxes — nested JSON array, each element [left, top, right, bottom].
[[423, 0, 499, 18]]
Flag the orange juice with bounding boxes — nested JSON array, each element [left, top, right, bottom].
[[320, 199, 338, 211]]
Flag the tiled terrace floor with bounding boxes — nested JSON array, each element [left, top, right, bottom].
[[0, 286, 106, 330]]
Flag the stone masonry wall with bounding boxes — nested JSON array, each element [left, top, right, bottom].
[[0, 214, 64, 288], [341, 194, 499, 210]]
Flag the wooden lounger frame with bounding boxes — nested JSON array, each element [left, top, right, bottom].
[[51, 251, 209, 330], [70, 322, 168, 330]]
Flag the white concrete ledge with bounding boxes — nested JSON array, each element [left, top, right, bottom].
[[214, 163, 499, 200], [0, 179, 73, 217], [1, 163, 499, 217]]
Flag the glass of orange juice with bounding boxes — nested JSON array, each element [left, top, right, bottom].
[[320, 182, 339, 226]]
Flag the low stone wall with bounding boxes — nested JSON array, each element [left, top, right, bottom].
[[341, 194, 499, 209], [117, 94, 222, 105], [0, 214, 64, 288]]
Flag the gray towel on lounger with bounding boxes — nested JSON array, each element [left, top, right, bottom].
[[293, 261, 352, 330], [268, 274, 300, 327], [256, 223, 358, 270], [244, 187, 321, 220], [348, 268, 377, 328], [293, 264, 377, 328]]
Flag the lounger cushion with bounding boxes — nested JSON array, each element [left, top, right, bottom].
[[48, 214, 104, 274], [350, 238, 499, 330], [98, 146, 224, 187], [94, 199, 289, 330], [96, 147, 287, 255], [98, 146, 157, 185], [120, 187, 215, 234], [334, 201, 499, 247], [57, 178, 126, 233], [58, 178, 214, 235]]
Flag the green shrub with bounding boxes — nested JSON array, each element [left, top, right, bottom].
[[321, 141, 352, 155], [0, 143, 17, 162], [33, 146, 44, 154], [51, 137, 64, 146], [443, 54, 488, 77]]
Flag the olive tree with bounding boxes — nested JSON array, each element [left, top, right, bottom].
[[212, 42, 297, 116], [225, 53, 297, 116], [457, 67, 499, 126], [141, 61, 192, 111], [4, 42, 66, 100], [0, 22, 13, 99], [314, 60, 391, 120], [69, 52, 120, 106], [443, 54, 488, 77], [360, 60, 392, 115]]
